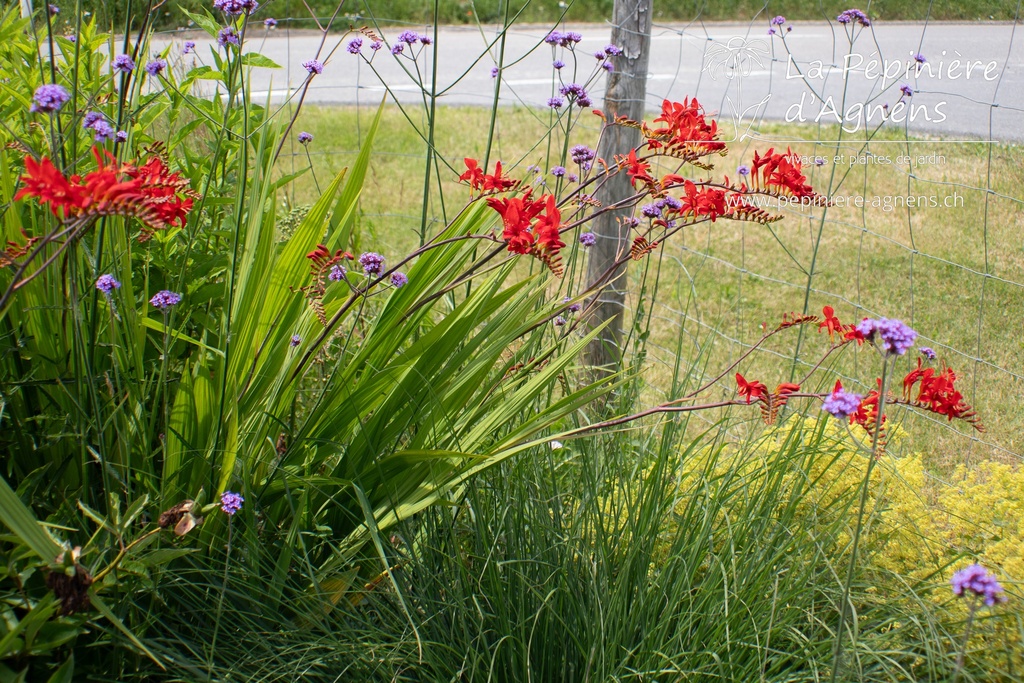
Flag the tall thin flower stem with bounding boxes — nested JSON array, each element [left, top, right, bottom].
[[830, 354, 892, 682], [952, 598, 979, 682], [208, 518, 233, 678]]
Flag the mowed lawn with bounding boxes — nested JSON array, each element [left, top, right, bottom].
[[277, 104, 1024, 467]]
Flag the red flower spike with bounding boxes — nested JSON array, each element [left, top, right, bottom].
[[531, 194, 565, 277], [15, 148, 196, 240], [644, 98, 727, 160], [736, 373, 767, 404], [749, 147, 819, 200], [818, 305, 843, 338], [679, 180, 727, 222], [901, 362, 982, 429], [459, 158, 485, 190], [487, 191, 545, 255], [460, 158, 518, 194], [618, 149, 653, 189]]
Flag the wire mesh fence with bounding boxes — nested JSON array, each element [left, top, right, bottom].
[[151, 3, 1023, 464]]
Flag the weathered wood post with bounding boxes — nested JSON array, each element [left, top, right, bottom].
[[584, 0, 653, 372]]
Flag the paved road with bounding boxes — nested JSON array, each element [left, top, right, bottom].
[[155, 22, 1024, 141]]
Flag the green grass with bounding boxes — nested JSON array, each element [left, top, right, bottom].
[[53, 0, 1021, 35], [281, 104, 1024, 470]]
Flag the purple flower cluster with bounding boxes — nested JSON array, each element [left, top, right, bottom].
[[951, 564, 1006, 606], [116, 130, 128, 142], [390, 272, 408, 288], [218, 27, 240, 47], [392, 44, 405, 56], [370, 40, 383, 51], [397, 30, 420, 44], [563, 296, 582, 313], [290, 334, 301, 347], [328, 264, 346, 281], [490, 66, 499, 78], [297, 131, 313, 144], [95, 274, 121, 295], [920, 347, 936, 360], [552, 59, 565, 70], [30, 84, 70, 113], [900, 84, 913, 97], [579, 232, 596, 247], [359, 252, 385, 277], [220, 490, 244, 515], [856, 317, 917, 356], [737, 164, 750, 176], [347, 37, 363, 54], [551, 166, 566, 178], [112, 54, 135, 73], [558, 83, 592, 107], [213, 0, 258, 14], [822, 388, 862, 419], [658, 195, 682, 211], [623, 216, 641, 228], [770, 15, 786, 25], [601, 61, 614, 72], [570, 144, 594, 165], [145, 59, 167, 77], [82, 112, 114, 141], [641, 203, 661, 218], [545, 30, 582, 48], [265, 17, 277, 28], [183, 41, 196, 54], [604, 43, 623, 56], [913, 53, 926, 64], [150, 290, 181, 309], [547, 97, 564, 109], [553, 315, 567, 327], [837, 8, 870, 26], [302, 59, 323, 75]]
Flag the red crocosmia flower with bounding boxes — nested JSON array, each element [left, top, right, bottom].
[[844, 322, 867, 345], [459, 158, 485, 189], [482, 161, 518, 193], [775, 382, 800, 397], [750, 147, 816, 199], [736, 372, 767, 404], [645, 98, 726, 158], [15, 148, 196, 240], [818, 305, 843, 338], [679, 180, 727, 222], [903, 362, 979, 426], [532, 194, 566, 276], [620, 149, 653, 188], [850, 387, 885, 430], [486, 191, 545, 255]]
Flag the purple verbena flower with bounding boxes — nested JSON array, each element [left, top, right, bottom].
[[567, 173, 578, 183], [213, 0, 258, 15], [297, 131, 313, 144], [112, 54, 135, 73], [397, 30, 419, 44], [554, 315, 567, 327], [116, 130, 128, 142], [220, 490, 244, 515], [217, 26, 240, 47], [602, 61, 614, 72], [359, 252, 385, 277], [347, 37, 363, 54], [771, 15, 786, 25], [856, 317, 917, 356], [419, 35, 432, 45], [328, 264, 346, 281], [91, 120, 115, 142], [552, 59, 565, 69], [662, 195, 682, 211], [623, 216, 641, 227], [579, 232, 596, 247], [822, 387, 862, 419], [302, 59, 323, 74], [391, 43, 405, 56], [547, 96, 564, 109], [570, 144, 594, 165], [264, 17, 277, 28], [767, 28, 777, 36], [837, 8, 870, 26], [544, 31, 564, 45], [594, 50, 606, 60], [290, 334, 301, 347], [900, 84, 913, 97], [551, 166, 566, 177], [604, 44, 622, 56], [95, 274, 121, 295], [149, 290, 181, 309], [82, 111, 104, 129], [913, 53, 926, 63], [564, 296, 582, 313], [562, 31, 582, 45], [951, 564, 1006, 606], [30, 84, 70, 113], [920, 347, 936, 360], [490, 66, 499, 78], [641, 203, 661, 218], [145, 59, 167, 77], [48, 3, 59, 14], [390, 272, 408, 288], [183, 40, 196, 54], [65, 34, 76, 43], [737, 164, 750, 176], [370, 40, 383, 51]]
